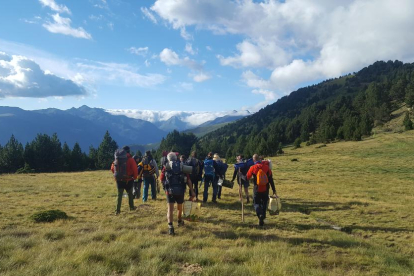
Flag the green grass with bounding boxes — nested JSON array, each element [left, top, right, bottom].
[[1, 131, 414, 275]]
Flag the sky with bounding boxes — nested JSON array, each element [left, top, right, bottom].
[[1, 0, 414, 117]]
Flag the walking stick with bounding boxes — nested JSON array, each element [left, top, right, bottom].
[[238, 182, 244, 222]]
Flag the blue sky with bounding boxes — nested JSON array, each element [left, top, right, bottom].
[[1, 0, 414, 114]]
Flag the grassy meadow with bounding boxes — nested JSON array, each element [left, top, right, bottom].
[[1, 131, 414, 275]]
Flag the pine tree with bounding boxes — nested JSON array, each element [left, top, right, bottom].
[[88, 146, 98, 170], [97, 131, 118, 170], [403, 112, 413, 130], [293, 138, 302, 149], [71, 143, 84, 171], [62, 142, 71, 172], [1, 135, 24, 173]]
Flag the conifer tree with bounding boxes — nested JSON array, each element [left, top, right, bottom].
[[62, 142, 71, 172], [97, 131, 118, 170], [403, 112, 413, 130], [1, 135, 24, 173]]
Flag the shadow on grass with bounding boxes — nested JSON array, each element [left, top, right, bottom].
[[210, 229, 368, 249]]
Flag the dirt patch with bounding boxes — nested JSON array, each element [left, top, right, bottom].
[[180, 263, 203, 275]]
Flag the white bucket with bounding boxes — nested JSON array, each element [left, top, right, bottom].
[[217, 177, 223, 186], [268, 196, 282, 215], [182, 200, 202, 221]]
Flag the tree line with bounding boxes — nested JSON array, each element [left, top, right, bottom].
[[0, 131, 120, 174], [155, 60, 414, 162]]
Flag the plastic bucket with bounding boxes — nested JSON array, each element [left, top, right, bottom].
[[268, 196, 282, 215]]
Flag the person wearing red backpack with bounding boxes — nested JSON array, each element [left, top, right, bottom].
[[246, 154, 277, 226], [111, 146, 138, 215]]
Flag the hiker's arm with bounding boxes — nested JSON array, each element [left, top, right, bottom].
[[246, 166, 254, 180], [268, 172, 276, 195], [111, 162, 115, 174], [153, 161, 160, 178], [231, 168, 237, 182], [129, 159, 138, 180]]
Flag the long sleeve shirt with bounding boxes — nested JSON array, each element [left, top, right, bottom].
[[111, 153, 138, 181], [246, 163, 276, 194]]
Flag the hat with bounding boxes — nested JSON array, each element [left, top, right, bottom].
[[122, 146, 130, 153]]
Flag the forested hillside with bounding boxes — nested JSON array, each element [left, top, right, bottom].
[[191, 60, 414, 160]]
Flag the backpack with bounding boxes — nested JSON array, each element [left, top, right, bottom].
[[142, 156, 155, 177], [234, 158, 253, 176], [204, 159, 215, 177], [165, 160, 186, 195], [256, 167, 268, 193], [113, 149, 129, 181], [186, 158, 200, 177], [216, 160, 228, 176]]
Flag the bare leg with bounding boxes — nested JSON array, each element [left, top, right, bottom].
[[167, 203, 174, 224], [177, 203, 183, 222]]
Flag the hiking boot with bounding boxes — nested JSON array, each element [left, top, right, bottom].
[[259, 218, 264, 227], [130, 206, 137, 211], [115, 211, 120, 216], [168, 226, 175, 235], [212, 200, 217, 204], [178, 220, 185, 227]]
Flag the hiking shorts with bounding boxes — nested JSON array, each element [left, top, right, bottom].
[[238, 174, 250, 188], [166, 194, 185, 204]]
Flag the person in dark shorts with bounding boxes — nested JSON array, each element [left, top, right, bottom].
[[231, 154, 250, 203], [161, 152, 196, 235]]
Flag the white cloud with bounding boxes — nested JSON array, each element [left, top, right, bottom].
[[39, 0, 71, 14], [0, 41, 167, 92], [192, 72, 211, 82], [159, 48, 210, 82], [106, 109, 250, 127], [145, 60, 150, 67], [141, 7, 157, 24], [43, 14, 92, 40], [76, 61, 166, 87], [185, 43, 196, 55], [206, 46, 212, 51], [0, 52, 86, 98], [129, 47, 149, 56], [159, 48, 202, 71], [152, 0, 414, 103], [178, 82, 193, 91]]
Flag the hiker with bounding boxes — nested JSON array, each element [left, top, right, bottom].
[[161, 152, 196, 235], [213, 153, 227, 200], [203, 152, 219, 203], [231, 154, 251, 203], [180, 155, 186, 163], [186, 151, 203, 200], [111, 146, 138, 215], [138, 151, 159, 202], [133, 155, 143, 199], [246, 154, 277, 226]]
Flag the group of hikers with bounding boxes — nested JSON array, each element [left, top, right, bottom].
[[111, 146, 278, 235]]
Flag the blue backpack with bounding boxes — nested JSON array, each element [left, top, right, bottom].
[[216, 160, 228, 176], [234, 158, 254, 175], [204, 159, 215, 176]]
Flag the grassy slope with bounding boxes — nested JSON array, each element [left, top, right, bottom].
[[1, 131, 414, 276]]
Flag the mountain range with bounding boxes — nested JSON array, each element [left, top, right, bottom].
[[0, 105, 249, 151]]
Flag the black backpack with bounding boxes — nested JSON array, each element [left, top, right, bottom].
[[165, 160, 186, 195], [185, 157, 200, 178], [113, 149, 128, 181]]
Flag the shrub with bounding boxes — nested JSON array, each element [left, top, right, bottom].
[[293, 138, 302, 149], [31, 209, 68, 223]]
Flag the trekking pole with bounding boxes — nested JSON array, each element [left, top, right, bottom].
[[239, 183, 244, 223]]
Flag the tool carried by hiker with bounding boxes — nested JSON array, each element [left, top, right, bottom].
[[268, 195, 282, 215], [238, 181, 244, 222]]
